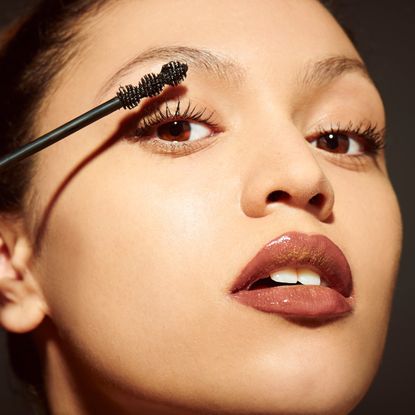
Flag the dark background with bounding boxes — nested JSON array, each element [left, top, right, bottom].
[[0, 0, 414, 413]]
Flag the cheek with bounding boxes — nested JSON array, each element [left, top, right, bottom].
[[33, 151, 263, 406], [333, 166, 402, 357], [32, 147, 403, 412], [34, 156, 233, 363]]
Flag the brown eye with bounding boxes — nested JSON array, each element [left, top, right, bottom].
[[157, 121, 191, 142], [156, 120, 211, 142], [311, 132, 361, 155]]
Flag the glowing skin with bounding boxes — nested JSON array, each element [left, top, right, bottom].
[[0, 0, 402, 414]]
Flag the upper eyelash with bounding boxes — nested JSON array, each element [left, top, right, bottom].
[[135, 99, 218, 138], [314, 120, 387, 156]]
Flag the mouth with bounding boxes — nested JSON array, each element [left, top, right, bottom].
[[229, 232, 354, 320]]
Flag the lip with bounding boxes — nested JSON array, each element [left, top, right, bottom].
[[229, 231, 354, 319]]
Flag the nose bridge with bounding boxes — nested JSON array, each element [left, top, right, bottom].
[[238, 114, 335, 221]]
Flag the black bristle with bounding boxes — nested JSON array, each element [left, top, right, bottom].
[[116, 61, 188, 110], [160, 61, 188, 86], [116, 84, 141, 109], [138, 72, 164, 98]]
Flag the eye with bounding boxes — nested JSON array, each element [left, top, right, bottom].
[[309, 132, 362, 155], [155, 120, 212, 142], [127, 99, 222, 155]]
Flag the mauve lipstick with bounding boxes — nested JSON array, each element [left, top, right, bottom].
[[229, 232, 354, 319]]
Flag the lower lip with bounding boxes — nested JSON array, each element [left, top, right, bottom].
[[231, 286, 354, 319]]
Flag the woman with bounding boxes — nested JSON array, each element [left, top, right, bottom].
[[0, 0, 403, 414]]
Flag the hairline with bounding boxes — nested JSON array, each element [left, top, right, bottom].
[[19, 1, 118, 257]]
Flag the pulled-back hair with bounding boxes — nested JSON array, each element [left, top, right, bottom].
[[0, 0, 111, 411]]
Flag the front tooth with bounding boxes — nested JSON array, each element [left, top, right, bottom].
[[270, 268, 298, 284], [297, 268, 321, 285]]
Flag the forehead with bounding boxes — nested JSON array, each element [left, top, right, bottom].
[[33, 0, 363, 168], [74, 0, 359, 94]]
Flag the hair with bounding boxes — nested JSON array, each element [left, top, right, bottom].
[[0, 0, 112, 412], [0, 0, 354, 413]]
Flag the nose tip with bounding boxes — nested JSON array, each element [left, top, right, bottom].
[[240, 148, 335, 221], [237, 111, 337, 222]]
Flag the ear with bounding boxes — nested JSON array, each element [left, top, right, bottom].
[[0, 217, 48, 333]]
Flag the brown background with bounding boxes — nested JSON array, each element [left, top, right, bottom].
[[0, 0, 414, 413]]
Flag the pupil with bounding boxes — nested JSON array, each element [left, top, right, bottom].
[[170, 121, 185, 136], [158, 120, 191, 142], [325, 133, 339, 149]]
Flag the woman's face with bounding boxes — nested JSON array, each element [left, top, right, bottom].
[[28, 0, 402, 413]]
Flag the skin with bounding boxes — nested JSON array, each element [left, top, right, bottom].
[[0, 0, 403, 414]]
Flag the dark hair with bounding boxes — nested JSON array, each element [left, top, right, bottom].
[[0, 0, 111, 412]]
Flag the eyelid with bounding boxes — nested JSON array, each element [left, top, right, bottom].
[[306, 120, 386, 168], [124, 98, 223, 155], [137, 99, 219, 132]]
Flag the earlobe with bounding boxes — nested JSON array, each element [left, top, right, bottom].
[[0, 222, 48, 334], [0, 277, 47, 333]]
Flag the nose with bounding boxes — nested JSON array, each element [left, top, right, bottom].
[[239, 123, 335, 222]]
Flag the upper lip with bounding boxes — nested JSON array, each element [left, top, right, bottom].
[[229, 231, 353, 297]]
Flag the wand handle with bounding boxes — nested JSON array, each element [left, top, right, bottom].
[[0, 97, 121, 169]]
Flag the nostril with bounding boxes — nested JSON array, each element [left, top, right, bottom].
[[267, 190, 290, 203], [309, 193, 324, 207]]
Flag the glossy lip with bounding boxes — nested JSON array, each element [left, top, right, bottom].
[[229, 231, 354, 318]]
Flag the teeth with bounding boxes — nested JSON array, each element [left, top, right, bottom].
[[297, 268, 321, 286], [270, 268, 298, 284], [269, 267, 323, 286]]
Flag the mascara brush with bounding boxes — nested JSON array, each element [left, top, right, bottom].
[[0, 61, 188, 171]]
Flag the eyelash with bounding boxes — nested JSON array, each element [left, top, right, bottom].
[[130, 100, 220, 155], [127, 99, 386, 162], [311, 121, 386, 159]]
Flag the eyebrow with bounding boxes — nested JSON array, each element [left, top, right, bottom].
[[96, 46, 372, 101], [96, 46, 245, 101], [299, 55, 372, 88]]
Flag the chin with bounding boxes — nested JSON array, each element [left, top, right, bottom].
[[194, 349, 377, 415]]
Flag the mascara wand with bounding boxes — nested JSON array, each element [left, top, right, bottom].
[[0, 61, 188, 171]]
